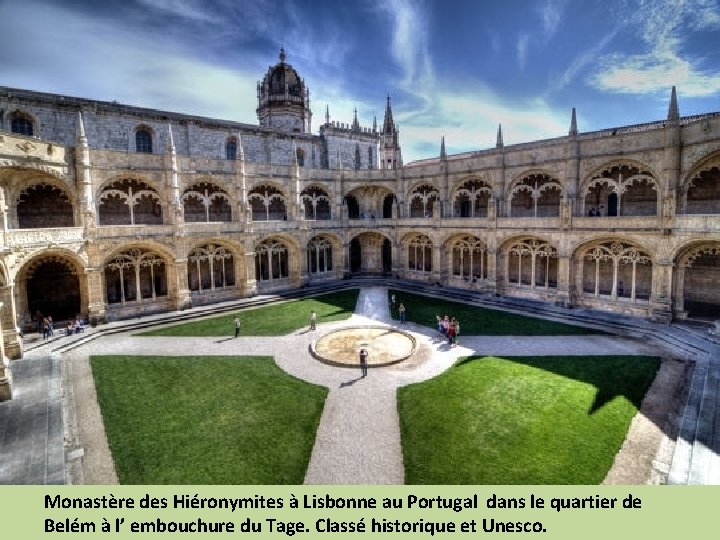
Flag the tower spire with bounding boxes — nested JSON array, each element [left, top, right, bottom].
[[373, 115, 377, 132], [166, 123, 175, 153], [352, 108, 360, 131], [76, 111, 87, 144], [667, 86, 679, 121], [279, 47, 286, 63], [440, 135, 446, 159], [382, 94, 395, 134], [496, 124, 503, 148], [325, 104, 330, 125], [569, 107, 578, 136]]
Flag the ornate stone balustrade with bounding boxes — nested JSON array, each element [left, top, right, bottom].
[[95, 224, 174, 238], [4, 227, 84, 247]]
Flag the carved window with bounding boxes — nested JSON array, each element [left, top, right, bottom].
[[307, 236, 333, 274], [255, 239, 289, 281], [187, 244, 235, 292], [105, 249, 167, 304], [507, 239, 558, 288], [452, 236, 487, 280], [226, 138, 237, 160], [135, 128, 153, 153], [300, 186, 331, 220], [407, 235, 432, 273], [10, 113, 34, 136], [183, 182, 231, 222]]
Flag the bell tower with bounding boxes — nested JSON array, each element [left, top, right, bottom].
[[257, 48, 312, 133]]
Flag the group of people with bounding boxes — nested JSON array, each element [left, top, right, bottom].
[[587, 207, 603, 216], [35, 312, 85, 340], [436, 314, 460, 347]]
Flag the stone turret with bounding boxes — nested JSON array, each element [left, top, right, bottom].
[[380, 95, 402, 169], [256, 48, 312, 133], [496, 124, 503, 148]]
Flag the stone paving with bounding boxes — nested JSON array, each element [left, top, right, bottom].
[[0, 285, 716, 484]]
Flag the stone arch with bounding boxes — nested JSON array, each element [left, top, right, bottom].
[[186, 241, 237, 296], [403, 232, 433, 275], [508, 171, 563, 217], [451, 178, 492, 218], [345, 185, 395, 219], [103, 244, 173, 312], [673, 241, 720, 318], [182, 182, 232, 222], [582, 161, 659, 217], [9, 109, 38, 136], [407, 182, 439, 218], [98, 177, 163, 225], [348, 230, 393, 274], [573, 238, 653, 304], [306, 233, 337, 276], [14, 179, 75, 229], [134, 124, 154, 153], [15, 249, 88, 327], [300, 184, 331, 220], [247, 183, 288, 221], [445, 234, 489, 283], [254, 236, 294, 285], [501, 236, 559, 290], [681, 151, 720, 214]]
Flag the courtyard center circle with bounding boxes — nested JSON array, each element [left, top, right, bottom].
[[311, 325, 416, 367]]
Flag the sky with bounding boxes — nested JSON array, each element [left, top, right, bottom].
[[1, 0, 719, 162]]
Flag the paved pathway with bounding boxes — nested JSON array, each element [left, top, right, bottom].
[[0, 285, 709, 484]]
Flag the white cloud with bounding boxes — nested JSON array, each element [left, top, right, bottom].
[[539, 0, 567, 38], [548, 31, 618, 94], [517, 33, 530, 69], [590, 0, 720, 97]]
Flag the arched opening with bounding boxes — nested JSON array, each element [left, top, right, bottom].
[[105, 248, 168, 306], [349, 238, 361, 272], [510, 174, 562, 218], [382, 194, 394, 218], [346, 195, 360, 219], [584, 164, 658, 216], [187, 244, 235, 293], [99, 178, 162, 225], [679, 245, 720, 318], [182, 183, 231, 222], [580, 241, 652, 302], [10, 112, 34, 136], [135, 128, 153, 153], [17, 184, 74, 228], [506, 239, 558, 289], [26, 258, 81, 322], [451, 236, 487, 284], [407, 234, 433, 274], [453, 180, 491, 218], [301, 186, 331, 220], [408, 184, 438, 218], [382, 238, 392, 273], [248, 185, 287, 221], [684, 166, 720, 214], [307, 236, 333, 276], [226, 138, 237, 160], [254, 238, 289, 283]]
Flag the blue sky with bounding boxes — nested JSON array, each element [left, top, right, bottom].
[[1, 0, 719, 162]]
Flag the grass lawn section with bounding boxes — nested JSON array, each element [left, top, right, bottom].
[[389, 290, 605, 335], [139, 289, 359, 337], [398, 355, 660, 484], [91, 355, 327, 484]]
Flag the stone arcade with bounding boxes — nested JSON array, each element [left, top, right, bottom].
[[0, 50, 719, 400]]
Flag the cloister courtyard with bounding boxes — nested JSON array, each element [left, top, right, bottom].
[[2, 284, 704, 485]]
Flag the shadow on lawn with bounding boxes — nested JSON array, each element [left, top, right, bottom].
[[455, 355, 660, 415]]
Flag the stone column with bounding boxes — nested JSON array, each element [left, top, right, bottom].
[[486, 249, 498, 294], [243, 237, 258, 296], [173, 259, 192, 310], [650, 260, 673, 322], [0, 301, 12, 401], [554, 254, 572, 307], [85, 268, 107, 325], [0, 284, 21, 359]]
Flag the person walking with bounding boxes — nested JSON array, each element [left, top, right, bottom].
[[454, 318, 461, 346], [448, 317, 457, 347], [436, 315, 443, 336], [359, 348, 368, 378], [391, 293, 396, 311], [310, 310, 317, 331], [234, 316, 241, 338], [48, 315, 54, 336], [398, 303, 406, 324], [42, 317, 50, 340]]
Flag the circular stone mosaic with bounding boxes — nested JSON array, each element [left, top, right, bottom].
[[310, 325, 417, 367]]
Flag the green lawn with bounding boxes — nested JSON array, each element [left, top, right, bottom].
[[398, 355, 660, 484], [389, 290, 606, 335], [139, 289, 359, 337], [91, 355, 327, 484]]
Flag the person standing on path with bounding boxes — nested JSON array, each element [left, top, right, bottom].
[[310, 310, 317, 331], [234, 316, 241, 338], [398, 303, 406, 324], [359, 348, 368, 378], [391, 293, 396, 311]]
